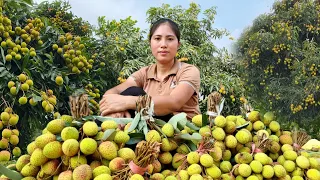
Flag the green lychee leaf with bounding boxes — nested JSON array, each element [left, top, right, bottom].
[[202, 113, 209, 127], [236, 122, 250, 129], [128, 112, 141, 132], [186, 141, 198, 151], [143, 122, 148, 137], [168, 112, 187, 129], [177, 117, 187, 128], [176, 132, 202, 141], [91, 116, 133, 124], [56, 135, 63, 142], [127, 133, 145, 145], [153, 123, 166, 138], [0, 67, 9, 78], [185, 121, 200, 131], [154, 118, 166, 126], [102, 129, 116, 141], [0, 164, 23, 180], [71, 120, 83, 128], [1, 47, 5, 65], [32, 95, 42, 102]]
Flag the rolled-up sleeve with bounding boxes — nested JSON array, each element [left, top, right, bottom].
[[178, 65, 200, 94], [129, 67, 147, 88]]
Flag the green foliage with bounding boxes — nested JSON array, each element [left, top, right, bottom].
[[236, 0, 320, 138], [33, 0, 92, 36], [97, 3, 247, 115]]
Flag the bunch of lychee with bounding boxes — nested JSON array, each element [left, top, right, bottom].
[[52, 33, 93, 74], [0, 107, 21, 161], [1, 15, 44, 63]]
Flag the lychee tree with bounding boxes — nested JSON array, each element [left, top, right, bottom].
[[0, 0, 117, 157], [236, 0, 320, 138]]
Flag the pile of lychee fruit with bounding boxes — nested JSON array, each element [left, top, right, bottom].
[[0, 110, 319, 180]]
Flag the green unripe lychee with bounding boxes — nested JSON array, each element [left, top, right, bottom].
[[283, 160, 296, 172], [206, 165, 221, 179], [62, 139, 79, 157], [94, 174, 112, 180], [55, 76, 63, 86], [187, 151, 200, 164], [7, 81, 15, 89], [172, 153, 186, 169], [224, 120, 236, 134], [0, 150, 10, 161], [162, 123, 174, 137], [46, 119, 65, 134], [118, 148, 136, 162], [306, 169, 320, 180], [235, 130, 251, 144], [214, 115, 226, 127], [20, 163, 40, 177], [80, 138, 97, 155], [187, 164, 202, 175], [254, 153, 270, 165], [238, 164, 252, 177], [16, 154, 30, 171], [192, 114, 202, 127], [18, 74, 27, 82], [296, 155, 310, 169], [9, 114, 19, 125], [263, 111, 274, 125], [93, 165, 111, 178], [158, 152, 172, 165], [200, 154, 213, 167], [250, 160, 263, 173], [9, 135, 19, 145], [98, 141, 118, 160], [283, 150, 297, 161], [212, 127, 225, 141], [189, 174, 203, 180], [61, 127, 79, 141], [83, 121, 98, 136], [35, 133, 56, 149], [248, 111, 260, 122], [43, 141, 63, 159], [273, 164, 286, 178], [262, 165, 274, 178], [2, 129, 11, 138], [19, 96, 28, 105], [225, 135, 237, 148], [269, 121, 280, 132], [1, 112, 10, 121], [30, 148, 48, 166], [279, 134, 293, 145], [146, 130, 161, 143], [114, 131, 130, 144], [253, 121, 265, 131], [220, 161, 232, 173]]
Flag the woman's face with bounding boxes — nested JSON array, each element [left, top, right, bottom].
[[150, 23, 180, 64]]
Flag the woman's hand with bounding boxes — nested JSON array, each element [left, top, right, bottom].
[[99, 94, 128, 116], [103, 111, 131, 118]]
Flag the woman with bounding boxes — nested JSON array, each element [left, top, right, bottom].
[[99, 18, 201, 120]]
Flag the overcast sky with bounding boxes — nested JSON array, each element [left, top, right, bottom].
[[34, 0, 275, 51]]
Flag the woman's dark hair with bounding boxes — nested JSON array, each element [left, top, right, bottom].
[[148, 18, 180, 42]]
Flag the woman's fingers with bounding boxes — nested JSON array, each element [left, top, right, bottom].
[[124, 111, 131, 118]]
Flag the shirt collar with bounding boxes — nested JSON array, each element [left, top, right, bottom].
[[147, 59, 180, 80]]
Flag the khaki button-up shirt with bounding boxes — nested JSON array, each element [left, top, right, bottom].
[[130, 60, 201, 119]]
